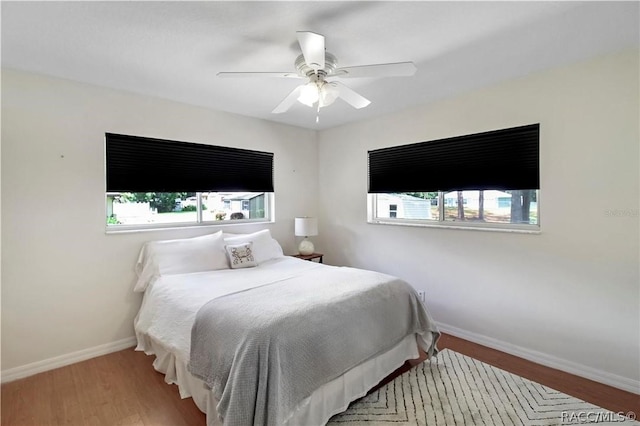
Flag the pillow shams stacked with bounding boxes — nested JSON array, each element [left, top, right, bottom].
[[134, 231, 228, 292], [134, 229, 285, 292]]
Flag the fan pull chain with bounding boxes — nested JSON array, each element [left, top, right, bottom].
[[316, 104, 320, 123]]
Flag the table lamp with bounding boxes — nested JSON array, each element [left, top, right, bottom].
[[295, 217, 318, 255]]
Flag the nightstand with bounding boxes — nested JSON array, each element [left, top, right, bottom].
[[292, 253, 324, 263]]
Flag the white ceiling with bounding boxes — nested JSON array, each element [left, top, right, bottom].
[[2, 1, 638, 130]]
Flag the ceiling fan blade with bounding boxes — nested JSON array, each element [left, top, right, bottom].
[[333, 62, 417, 78], [297, 31, 325, 71], [272, 85, 304, 114], [217, 72, 301, 79], [333, 82, 371, 109]]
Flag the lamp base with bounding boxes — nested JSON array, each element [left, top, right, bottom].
[[298, 238, 315, 255]]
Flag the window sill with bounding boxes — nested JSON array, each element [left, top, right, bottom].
[[367, 219, 540, 234], [105, 219, 274, 235]]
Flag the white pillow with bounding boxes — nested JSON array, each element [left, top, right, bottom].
[[225, 242, 258, 269], [134, 231, 227, 292], [223, 229, 284, 265], [222, 232, 241, 239]]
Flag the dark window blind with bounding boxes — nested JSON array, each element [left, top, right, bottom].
[[106, 133, 274, 192], [368, 124, 539, 193]]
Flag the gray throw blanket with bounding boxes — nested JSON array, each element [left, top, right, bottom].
[[188, 265, 439, 426]]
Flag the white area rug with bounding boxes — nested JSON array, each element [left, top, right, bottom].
[[328, 349, 638, 425]]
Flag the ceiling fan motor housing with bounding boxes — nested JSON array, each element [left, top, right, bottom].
[[295, 52, 338, 78]]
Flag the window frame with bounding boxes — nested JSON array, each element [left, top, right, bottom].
[[105, 192, 274, 234], [367, 124, 540, 233], [367, 191, 540, 234], [105, 133, 275, 234]]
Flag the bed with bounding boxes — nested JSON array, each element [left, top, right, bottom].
[[133, 229, 440, 426]]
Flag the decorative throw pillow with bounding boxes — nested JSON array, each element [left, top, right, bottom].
[[225, 242, 258, 269], [224, 229, 284, 264]]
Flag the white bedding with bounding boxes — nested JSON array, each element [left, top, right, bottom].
[[134, 256, 438, 425], [135, 257, 324, 364]]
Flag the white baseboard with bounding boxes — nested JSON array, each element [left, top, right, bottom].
[[436, 322, 640, 395], [1, 336, 137, 384], [3, 327, 638, 395]]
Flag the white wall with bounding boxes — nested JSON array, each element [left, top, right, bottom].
[[2, 50, 638, 393], [1, 70, 318, 372], [317, 50, 639, 391]]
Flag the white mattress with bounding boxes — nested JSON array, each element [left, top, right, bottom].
[[134, 257, 432, 425]]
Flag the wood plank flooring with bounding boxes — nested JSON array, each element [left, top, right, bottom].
[[1, 349, 205, 426], [2, 333, 638, 425]]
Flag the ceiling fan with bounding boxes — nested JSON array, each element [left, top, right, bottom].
[[218, 31, 417, 118]]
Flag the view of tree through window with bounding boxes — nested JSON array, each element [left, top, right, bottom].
[[442, 190, 537, 224], [373, 190, 538, 226], [106, 192, 267, 226]]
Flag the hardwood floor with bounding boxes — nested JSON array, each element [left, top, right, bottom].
[[440, 334, 639, 416], [2, 333, 638, 425], [1, 349, 205, 426]]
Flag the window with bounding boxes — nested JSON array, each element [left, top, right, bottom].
[[368, 124, 539, 231], [105, 134, 273, 230], [371, 190, 538, 226], [106, 191, 269, 226], [389, 204, 398, 218]]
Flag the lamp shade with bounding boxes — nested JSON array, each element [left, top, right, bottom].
[[295, 217, 318, 237], [298, 82, 319, 107], [319, 82, 339, 107]]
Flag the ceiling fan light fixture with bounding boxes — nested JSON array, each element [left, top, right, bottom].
[[298, 82, 319, 107], [319, 82, 339, 108]]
